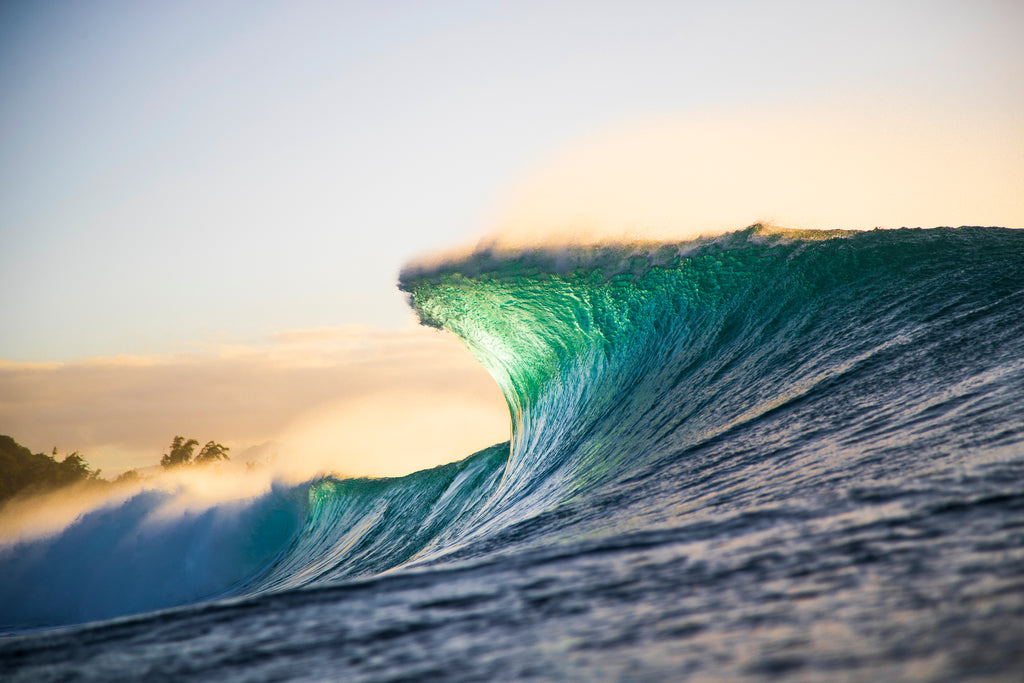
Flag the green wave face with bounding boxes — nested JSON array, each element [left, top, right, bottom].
[[247, 441, 510, 592], [7, 225, 1023, 632], [400, 226, 1024, 500]]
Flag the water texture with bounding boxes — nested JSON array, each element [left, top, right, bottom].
[[2, 226, 1023, 680]]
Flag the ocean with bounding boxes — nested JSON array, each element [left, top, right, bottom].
[[2, 226, 1023, 680]]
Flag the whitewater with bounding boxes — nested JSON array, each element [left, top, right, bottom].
[[2, 225, 1023, 680]]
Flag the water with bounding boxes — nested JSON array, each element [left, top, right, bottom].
[[2, 226, 1023, 680]]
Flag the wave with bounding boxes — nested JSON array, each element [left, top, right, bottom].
[[400, 224, 1024, 506], [3, 225, 1023, 634]]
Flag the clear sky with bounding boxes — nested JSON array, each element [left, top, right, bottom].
[[3, 0, 1022, 362]]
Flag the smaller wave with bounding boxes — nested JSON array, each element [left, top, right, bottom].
[[251, 442, 510, 593], [0, 481, 306, 631], [0, 441, 513, 632]]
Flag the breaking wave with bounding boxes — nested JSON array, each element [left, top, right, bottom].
[[4, 225, 1023, 654]]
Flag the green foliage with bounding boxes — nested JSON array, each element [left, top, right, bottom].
[[0, 433, 233, 506], [195, 441, 230, 465], [160, 436, 199, 469], [160, 436, 229, 469], [0, 435, 102, 503]]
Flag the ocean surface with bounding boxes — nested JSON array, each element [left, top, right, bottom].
[[2, 226, 1023, 680]]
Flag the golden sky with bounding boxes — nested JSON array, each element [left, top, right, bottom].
[[0, 326, 508, 478], [484, 103, 1024, 248]]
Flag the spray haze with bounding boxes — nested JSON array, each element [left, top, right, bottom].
[[0, 325, 508, 481], [449, 105, 1024, 255]]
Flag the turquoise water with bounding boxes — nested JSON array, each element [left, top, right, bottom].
[[2, 226, 1023, 680]]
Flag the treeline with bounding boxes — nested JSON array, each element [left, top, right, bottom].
[[0, 434, 230, 505], [160, 436, 229, 469], [0, 434, 106, 503]]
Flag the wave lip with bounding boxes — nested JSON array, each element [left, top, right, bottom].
[[399, 224, 1024, 504]]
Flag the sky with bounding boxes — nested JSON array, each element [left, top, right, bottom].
[[1, 1, 1022, 475], [0, 325, 508, 476]]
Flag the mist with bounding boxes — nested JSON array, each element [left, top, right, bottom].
[[421, 103, 1024, 261], [0, 325, 508, 480]]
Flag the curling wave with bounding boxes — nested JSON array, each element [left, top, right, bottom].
[[3, 225, 1023, 660]]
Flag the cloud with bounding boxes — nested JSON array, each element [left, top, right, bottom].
[[0, 325, 508, 478]]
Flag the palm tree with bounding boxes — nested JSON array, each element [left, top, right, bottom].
[[194, 441, 230, 465], [160, 436, 199, 469]]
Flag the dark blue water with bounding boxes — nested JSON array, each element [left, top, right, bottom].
[[2, 226, 1023, 680]]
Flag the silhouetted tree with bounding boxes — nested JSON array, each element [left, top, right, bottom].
[[58, 451, 96, 482], [160, 436, 199, 469], [0, 435, 104, 503], [195, 441, 230, 465], [0, 432, 236, 506]]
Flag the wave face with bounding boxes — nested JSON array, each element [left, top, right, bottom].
[[3, 226, 1024, 680], [0, 444, 509, 630]]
